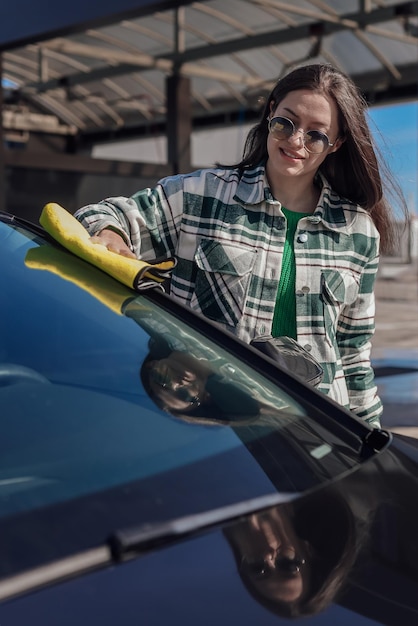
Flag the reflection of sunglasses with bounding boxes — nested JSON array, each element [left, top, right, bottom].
[[241, 555, 306, 580], [268, 116, 336, 154], [149, 366, 201, 408]]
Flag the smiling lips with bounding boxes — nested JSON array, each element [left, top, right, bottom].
[[281, 147, 304, 160]]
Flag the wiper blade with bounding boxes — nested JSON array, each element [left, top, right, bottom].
[[109, 491, 298, 561], [111, 433, 391, 559], [109, 433, 393, 562], [0, 491, 297, 602], [0, 546, 111, 602]]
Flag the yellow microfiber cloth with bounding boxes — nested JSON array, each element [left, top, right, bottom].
[[40, 202, 176, 291]]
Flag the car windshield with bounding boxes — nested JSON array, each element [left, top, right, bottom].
[[0, 218, 372, 527]]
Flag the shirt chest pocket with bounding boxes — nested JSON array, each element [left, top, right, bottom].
[[321, 270, 360, 305], [191, 238, 257, 328], [321, 269, 360, 345]]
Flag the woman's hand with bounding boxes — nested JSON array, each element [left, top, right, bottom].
[[90, 228, 136, 259]]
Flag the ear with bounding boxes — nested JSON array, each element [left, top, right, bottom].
[[330, 135, 345, 154]]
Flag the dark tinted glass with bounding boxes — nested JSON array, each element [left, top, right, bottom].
[[0, 218, 368, 523]]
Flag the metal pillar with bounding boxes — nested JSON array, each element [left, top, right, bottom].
[[166, 72, 192, 174], [166, 5, 191, 174]]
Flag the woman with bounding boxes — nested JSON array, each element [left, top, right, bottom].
[[74, 63, 406, 426]]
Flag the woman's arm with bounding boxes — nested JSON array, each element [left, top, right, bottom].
[[337, 253, 382, 427], [74, 177, 183, 261]]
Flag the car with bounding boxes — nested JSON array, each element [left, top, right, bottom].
[[1, 209, 418, 626]]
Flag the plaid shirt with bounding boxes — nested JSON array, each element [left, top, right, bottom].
[[75, 164, 382, 425]]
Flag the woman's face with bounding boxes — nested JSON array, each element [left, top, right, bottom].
[[234, 508, 311, 605], [146, 352, 208, 413], [266, 89, 342, 184]]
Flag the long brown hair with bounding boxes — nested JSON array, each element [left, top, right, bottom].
[[226, 64, 408, 253]]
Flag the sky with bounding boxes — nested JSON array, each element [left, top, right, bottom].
[[368, 101, 418, 216]]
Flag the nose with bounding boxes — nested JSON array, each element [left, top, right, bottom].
[[288, 127, 304, 147]]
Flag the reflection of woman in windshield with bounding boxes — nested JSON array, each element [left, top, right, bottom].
[[127, 298, 296, 420], [145, 350, 206, 414], [140, 338, 261, 425], [224, 490, 364, 618], [233, 507, 310, 606], [140, 328, 374, 619]]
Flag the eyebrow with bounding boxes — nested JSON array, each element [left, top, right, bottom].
[[282, 106, 328, 128]]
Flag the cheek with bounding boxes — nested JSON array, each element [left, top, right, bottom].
[[312, 152, 327, 164], [303, 149, 329, 167], [317, 150, 335, 166], [267, 133, 279, 156]]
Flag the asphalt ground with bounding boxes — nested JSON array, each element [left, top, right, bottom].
[[371, 260, 418, 435]]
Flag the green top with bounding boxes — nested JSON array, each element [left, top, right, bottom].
[[271, 207, 311, 339]]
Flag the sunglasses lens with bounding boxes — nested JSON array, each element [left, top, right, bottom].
[[305, 130, 329, 153], [275, 556, 306, 574], [150, 366, 169, 387], [241, 558, 268, 579], [175, 386, 195, 403], [269, 116, 330, 153], [241, 555, 306, 580], [269, 116, 294, 139]]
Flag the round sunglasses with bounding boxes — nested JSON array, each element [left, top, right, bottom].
[[149, 364, 201, 408], [268, 115, 336, 154], [240, 554, 307, 580]]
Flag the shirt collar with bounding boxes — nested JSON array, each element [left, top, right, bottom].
[[232, 164, 267, 205], [309, 172, 352, 234], [233, 166, 356, 235]]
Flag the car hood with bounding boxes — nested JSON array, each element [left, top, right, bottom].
[[2, 435, 418, 626]]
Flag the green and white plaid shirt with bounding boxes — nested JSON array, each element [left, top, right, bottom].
[[75, 164, 382, 425]]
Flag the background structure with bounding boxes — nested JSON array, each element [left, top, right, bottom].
[[0, 0, 416, 219]]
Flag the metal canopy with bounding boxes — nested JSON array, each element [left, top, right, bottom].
[[2, 0, 418, 145]]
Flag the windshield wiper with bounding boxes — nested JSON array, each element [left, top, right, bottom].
[[109, 431, 393, 564], [109, 491, 298, 561], [0, 491, 297, 603], [0, 545, 111, 603]]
